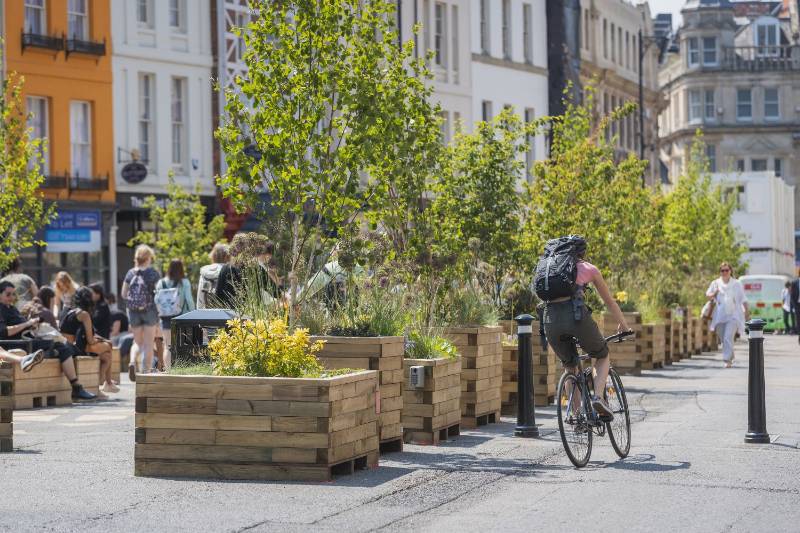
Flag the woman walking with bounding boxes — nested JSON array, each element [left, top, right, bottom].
[[121, 245, 160, 380], [706, 262, 748, 368], [154, 259, 194, 371]]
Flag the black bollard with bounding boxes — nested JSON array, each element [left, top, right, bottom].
[[744, 318, 770, 444], [514, 314, 539, 438]]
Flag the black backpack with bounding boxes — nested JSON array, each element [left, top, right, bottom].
[[533, 235, 587, 301]]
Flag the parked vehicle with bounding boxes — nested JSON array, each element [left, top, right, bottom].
[[740, 274, 790, 332]]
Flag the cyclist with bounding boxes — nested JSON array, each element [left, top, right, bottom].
[[540, 237, 630, 419]]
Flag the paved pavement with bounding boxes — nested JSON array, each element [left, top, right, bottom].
[[2, 335, 798, 532]]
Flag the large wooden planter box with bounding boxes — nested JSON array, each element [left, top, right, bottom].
[[111, 347, 121, 384], [134, 371, 380, 481], [602, 312, 644, 376], [0, 363, 12, 452], [13, 356, 99, 409], [663, 309, 686, 362], [311, 336, 403, 451], [501, 336, 557, 414], [641, 324, 666, 369], [402, 357, 461, 444], [701, 317, 717, 351], [444, 326, 503, 427], [691, 315, 704, 354]]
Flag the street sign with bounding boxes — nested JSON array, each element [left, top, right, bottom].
[[45, 210, 102, 252], [120, 161, 148, 184]]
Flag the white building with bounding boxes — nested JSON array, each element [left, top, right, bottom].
[[470, 0, 549, 178], [712, 171, 796, 276], [111, 0, 215, 290]]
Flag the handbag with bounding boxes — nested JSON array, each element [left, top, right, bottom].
[[701, 299, 715, 320], [23, 323, 67, 344]]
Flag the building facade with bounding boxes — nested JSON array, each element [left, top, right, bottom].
[[111, 0, 215, 293], [579, 0, 661, 185], [470, 0, 549, 178], [6, 0, 115, 288], [659, 0, 800, 230]]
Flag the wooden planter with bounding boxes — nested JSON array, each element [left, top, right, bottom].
[[311, 336, 403, 452], [134, 370, 379, 481], [445, 326, 503, 428], [602, 312, 644, 376], [13, 356, 99, 409], [499, 320, 517, 337], [641, 324, 666, 369], [701, 317, 717, 351], [111, 347, 121, 384], [501, 335, 557, 414], [0, 363, 12, 452], [401, 357, 461, 445]]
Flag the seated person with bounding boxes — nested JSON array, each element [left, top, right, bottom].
[[110, 310, 130, 346], [89, 283, 112, 339], [60, 287, 117, 396], [0, 346, 44, 372], [0, 281, 95, 400], [20, 286, 58, 329]]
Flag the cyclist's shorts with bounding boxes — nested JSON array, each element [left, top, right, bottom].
[[542, 300, 608, 368]]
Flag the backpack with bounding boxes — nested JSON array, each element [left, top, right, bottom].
[[198, 268, 220, 305], [533, 235, 587, 301], [154, 278, 183, 317], [127, 269, 153, 311]]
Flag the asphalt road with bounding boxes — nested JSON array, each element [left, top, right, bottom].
[[2, 335, 798, 532]]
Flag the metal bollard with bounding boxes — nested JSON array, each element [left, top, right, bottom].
[[514, 314, 540, 438], [744, 318, 770, 444]]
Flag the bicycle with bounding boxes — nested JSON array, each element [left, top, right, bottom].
[[556, 330, 633, 468]]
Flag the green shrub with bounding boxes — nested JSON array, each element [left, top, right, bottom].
[[405, 330, 458, 360]]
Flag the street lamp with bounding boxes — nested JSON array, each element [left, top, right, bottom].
[[638, 30, 664, 175]]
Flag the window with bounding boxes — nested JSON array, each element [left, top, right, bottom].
[[625, 31, 630, 69], [751, 159, 767, 172], [702, 37, 717, 65], [523, 4, 533, 64], [25, 0, 46, 34], [610, 23, 615, 62], [480, 0, 490, 54], [724, 185, 745, 210], [583, 9, 589, 51], [70, 101, 92, 177], [618, 27, 623, 65], [169, 0, 185, 31], [687, 37, 699, 66], [764, 88, 779, 120], [774, 158, 782, 177], [233, 10, 248, 63], [26, 96, 49, 174], [525, 108, 536, 180], [137, 0, 153, 28], [433, 3, 447, 68], [706, 145, 716, 172], [451, 5, 459, 81], [736, 89, 752, 121], [439, 111, 450, 144], [138, 74, 154, 164], [481, 100, 493, 122], [755, 21, 778, 56], [502, 0, 511, 59], [736, 159, 745, 172], [603, 19, 608, 59], [704, 90, 715, 120], [67, 0, 88, 40], [688, 90, 702, 123], [633, 34, 638, 73], [171, 78, 186, 168]]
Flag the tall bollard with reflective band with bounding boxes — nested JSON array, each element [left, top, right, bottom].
[[514, 314, 539, 438], [745, 319, 770, 444]]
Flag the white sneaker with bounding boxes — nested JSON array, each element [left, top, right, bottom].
[[101, 383, 120, 393]]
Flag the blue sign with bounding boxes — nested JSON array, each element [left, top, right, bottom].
[[47, 210, 101, 231], [45, 210, 101, 252], [45, 230, 92, 243]]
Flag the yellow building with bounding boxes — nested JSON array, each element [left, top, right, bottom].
[[5, 0, 115, 287]]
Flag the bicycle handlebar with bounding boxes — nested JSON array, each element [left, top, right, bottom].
[[605, 330, 635, 344]]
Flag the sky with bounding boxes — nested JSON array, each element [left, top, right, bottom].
[[645, 0, 687, 28]]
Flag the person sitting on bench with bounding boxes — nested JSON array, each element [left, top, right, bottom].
[[0, 281, 95, 400], [0, 346, 44, 372]]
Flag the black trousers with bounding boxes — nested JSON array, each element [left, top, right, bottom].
[[784, 310, 795, 333]]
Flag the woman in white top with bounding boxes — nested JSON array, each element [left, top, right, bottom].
[[706, 262, 748, 368]]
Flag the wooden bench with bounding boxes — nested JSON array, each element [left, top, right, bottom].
[[0, 362, 12, 452], [13, 356, 100, 409]]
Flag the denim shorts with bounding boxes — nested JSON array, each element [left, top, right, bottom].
[[128, 307, 158, 328]]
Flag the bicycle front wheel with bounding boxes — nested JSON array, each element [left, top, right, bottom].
[[605, 368, 631, 458], [557, 372, 592, 468]]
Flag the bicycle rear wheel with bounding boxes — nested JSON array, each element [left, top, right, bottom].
[[605, 368, 631, 458], [557, 372, 592, 468]]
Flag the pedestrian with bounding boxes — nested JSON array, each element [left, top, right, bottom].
[[197, 242, 230, 309], [20, 286, 58, 329], [53, 271, 80, 324], [89, 283, 112, 340], [0, 258, 38, 310], [59, 287, 116, 396], [705, 262, 748, 368], [791, 278, 800, 343], [154, 259, 194, 371], [215, 233, 279, 308], [120, 245, 160, 380], [781, 281, 795, 335]]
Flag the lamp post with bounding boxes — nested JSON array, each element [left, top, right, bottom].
[[638, 30, 663, 183]]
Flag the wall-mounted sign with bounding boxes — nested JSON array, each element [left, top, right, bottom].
[[45, 210, 102, 253], [120, 161, 148, 184]]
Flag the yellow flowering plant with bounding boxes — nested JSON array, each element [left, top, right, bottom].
[[208, 318, 327, 378]]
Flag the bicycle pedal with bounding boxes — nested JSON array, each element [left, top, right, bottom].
[[598, 414, 613, 423]]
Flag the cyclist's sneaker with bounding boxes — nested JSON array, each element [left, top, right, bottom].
[[592, 395, 614, 420]]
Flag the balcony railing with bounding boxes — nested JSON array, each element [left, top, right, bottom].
[[41, 175, 68, 189], [21, 31, 64, 53], [69, 175, 109, 191], [65, 37, 106, 58], [721, 45, 800, 72]]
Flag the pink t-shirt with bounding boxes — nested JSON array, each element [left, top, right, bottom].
[[576, 261, 600, 286]]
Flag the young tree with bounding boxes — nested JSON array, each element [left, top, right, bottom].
[[432, 109, 532, 306], [128, 176, 226, 283], [217, 0, 441, 321], [0, 72, 55, 270]]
